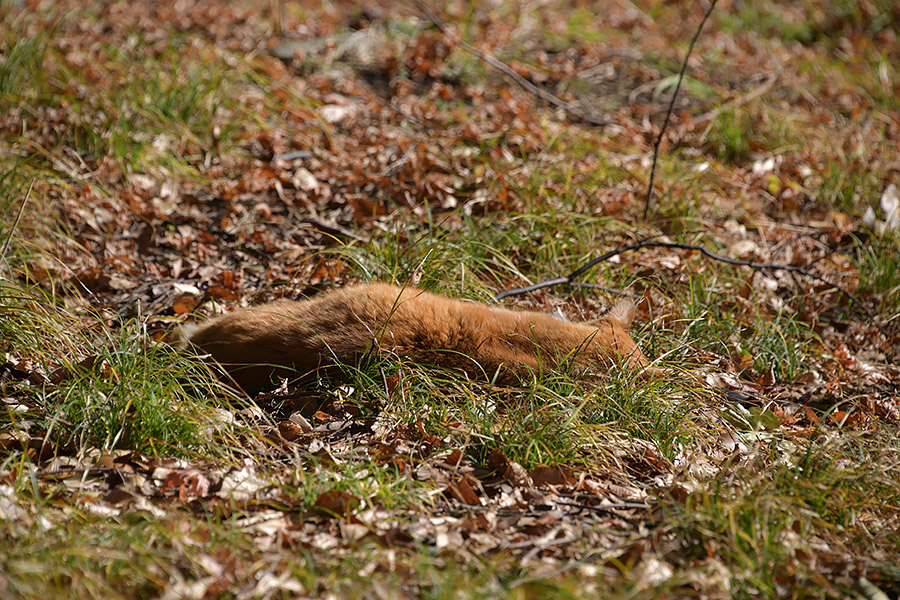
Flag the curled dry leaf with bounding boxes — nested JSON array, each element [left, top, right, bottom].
[[530, 465, 578, 487], [446, 477, 481, 505], [487, 449, 531, 486], [161, 469, 210, 500]]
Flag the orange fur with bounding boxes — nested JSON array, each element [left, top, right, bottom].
[[186, 283, 648, 392]]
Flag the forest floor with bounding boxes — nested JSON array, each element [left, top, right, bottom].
[[1, 0, 899, 598]]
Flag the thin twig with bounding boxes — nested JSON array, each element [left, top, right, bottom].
[[495, 238, 885, 335], [643, 0, 718, 219], [0, 177, 35, 264], [493, 232, 675, 301], [419, 4, 610, 127]]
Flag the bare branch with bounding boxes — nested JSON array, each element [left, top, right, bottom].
[[643, 0, 719, 219], [496, 237, 885, 335]]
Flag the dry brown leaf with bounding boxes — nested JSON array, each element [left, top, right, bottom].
[[446, 477, 481, 505], [314, 490, 361, 518], [161, 469, 211, 500], [529, 465, 577, 487]]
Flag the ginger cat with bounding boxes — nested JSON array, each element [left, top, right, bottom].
[[185, 283, 649, 392]]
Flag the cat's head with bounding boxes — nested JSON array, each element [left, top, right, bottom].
[[587, 297, 649, 369]]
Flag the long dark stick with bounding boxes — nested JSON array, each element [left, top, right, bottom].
[[643, 0, 719, 219], [495, 238, 884, 335]]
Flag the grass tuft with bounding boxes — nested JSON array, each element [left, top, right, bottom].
[[0, 282, 242, 459]]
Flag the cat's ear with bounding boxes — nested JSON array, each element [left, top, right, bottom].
[[607, 297, 635, 329]]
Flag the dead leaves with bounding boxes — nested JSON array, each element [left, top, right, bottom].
[[314, 489, 361, 519], [3, 0, 900, 597], [161, 469, 211, 500]]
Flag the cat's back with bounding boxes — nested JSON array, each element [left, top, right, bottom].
[[188, 283, 485, 349], [333, 283, 498, 344]]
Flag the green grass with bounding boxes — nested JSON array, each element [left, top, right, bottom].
[[815, 151, 887, 214], [0, 22, 275, 180], [2, 0, 899, 597], [667, 266, 816, 381], [664, 432, 900, 598], [581, 374, 703, 461], [719, 3, 816, 43], [0, 32, 49, 95], [704, 105, 802, 166], [852, 230, 900, 313], [0, 164, 243, 459], [707, 109, 754, 164], [332, 348, 705, 471], [335, 204, 653, 302], [0, 282, 243, 458], [565, 7, 608, 44], [0, 506, 314, 600], [278, 448, 435, 512], [719, 0, 900, 46]]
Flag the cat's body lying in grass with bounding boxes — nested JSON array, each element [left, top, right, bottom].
[[185, 283, 649, 392]]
